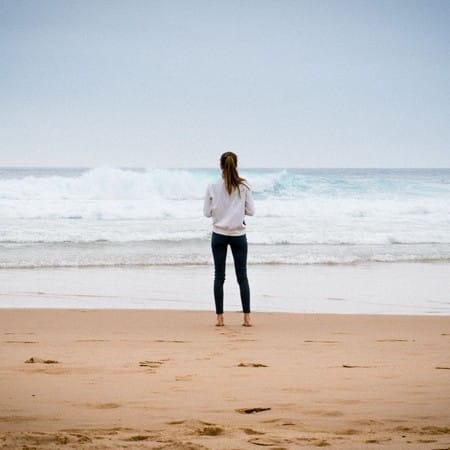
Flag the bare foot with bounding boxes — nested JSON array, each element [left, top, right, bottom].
[[215, 314, 224, 327], [243, 313, 252, 327]]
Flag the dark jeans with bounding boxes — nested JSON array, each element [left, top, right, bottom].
[[211, 232, 250, 314]]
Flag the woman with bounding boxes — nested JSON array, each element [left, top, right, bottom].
[[203, 152, 255, 327]]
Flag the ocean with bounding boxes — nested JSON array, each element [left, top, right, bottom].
[[1, 167, 450, 269]]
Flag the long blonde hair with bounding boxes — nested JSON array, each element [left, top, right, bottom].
[[220, 151, 247, 195]]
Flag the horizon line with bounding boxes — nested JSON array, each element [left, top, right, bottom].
[[1, 165, 449, 171]]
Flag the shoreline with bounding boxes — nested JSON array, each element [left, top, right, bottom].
[[1, 309, 450, 449], [1, 307, 449, 318], [1, 262, 449, 315]]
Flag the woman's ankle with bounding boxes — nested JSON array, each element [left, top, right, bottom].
[[216, 314, 224, 326]]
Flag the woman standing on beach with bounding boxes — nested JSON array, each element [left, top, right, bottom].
[[203, 152, 255, 327]]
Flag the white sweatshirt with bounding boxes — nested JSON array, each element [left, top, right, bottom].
[[203, 178, 255, 236]]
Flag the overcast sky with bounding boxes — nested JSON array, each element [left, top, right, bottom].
[[0, 0, 449, 168]]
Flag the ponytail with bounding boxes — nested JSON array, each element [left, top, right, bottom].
[[220, 151, 247, 195]]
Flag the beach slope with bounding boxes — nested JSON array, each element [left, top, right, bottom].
[[1, 309, 449, 449]]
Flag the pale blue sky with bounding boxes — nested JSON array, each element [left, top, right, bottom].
[[0, 0, 449, 168]]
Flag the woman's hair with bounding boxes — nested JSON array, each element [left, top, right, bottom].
[[220, 151, 247, 195]]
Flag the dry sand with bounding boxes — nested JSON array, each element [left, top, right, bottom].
[[0, 309, 449, 449]]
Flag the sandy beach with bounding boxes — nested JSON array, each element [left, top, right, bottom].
[[1, 309, 449, 449]]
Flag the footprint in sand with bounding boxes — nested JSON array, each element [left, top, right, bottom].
[[248, 436, 293, 447], [220, 333, 239, 339], [307, 410, 344, 417], [238, 362, 268, 368], [93, 403, 121, 409], [335, 428, 362, 436], [236, 407, 271, 414], [261, 419, 296, 426], [75, 403, 122, 410], [175, 374, 194, 382], [342, 364, 374, 369], [25, 357, 59, 364], [196, 426, 224, 436], [139, 359, 169, 373], [219, 327, 240, 338], [139, 360, 165, 368], [122, 435, 151, 442], [242, 428, 265, 435]]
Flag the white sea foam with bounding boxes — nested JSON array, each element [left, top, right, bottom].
[[1, 167, 449, 267]]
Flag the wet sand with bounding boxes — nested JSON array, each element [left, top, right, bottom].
[[1, 262, 450, 315], [1, 309, 449, 449]]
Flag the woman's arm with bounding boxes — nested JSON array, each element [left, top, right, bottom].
[[203, 185, 213, 217], [245, 188, 255, 216]]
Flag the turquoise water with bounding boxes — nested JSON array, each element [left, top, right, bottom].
[[1, 167, 449, 267]]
